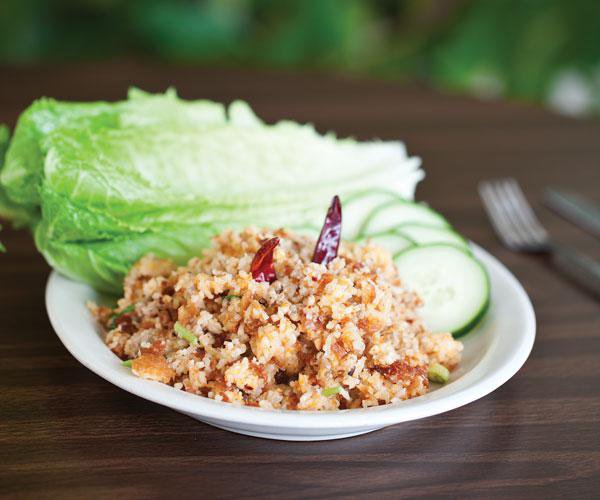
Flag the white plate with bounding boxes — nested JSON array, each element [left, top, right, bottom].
[[46, 245, 535, 441]]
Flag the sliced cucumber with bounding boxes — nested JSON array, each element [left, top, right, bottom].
[[396, 223, 468, 250], [356, 231, 414, 256], [360, 200, 449, 237], [342, 189, 401, 240], [393, 244, 490, 337]]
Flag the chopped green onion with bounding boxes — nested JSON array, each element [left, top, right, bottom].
[[174, 321, 198, 347], [122, 359, 133, 367], [224, 294, 241, 300], [322, 386, 341, 397], [108, 303, 135, 329], [427, 363, 450, 384]]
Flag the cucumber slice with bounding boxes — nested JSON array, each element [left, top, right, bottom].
[[396, 223, 468, 249], [342, 189, 401, 240], [356, 231, 414, 256], [393, 244, 490, 337], [360, 200, 449, 236]]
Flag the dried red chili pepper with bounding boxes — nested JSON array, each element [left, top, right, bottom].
[[312, 195, 342, 265], [251, 237, 280, 283]]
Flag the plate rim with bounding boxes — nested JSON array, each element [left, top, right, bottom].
[[46, 244, 536, 430]]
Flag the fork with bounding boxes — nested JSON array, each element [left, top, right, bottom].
[[479, 178, 600, 299]]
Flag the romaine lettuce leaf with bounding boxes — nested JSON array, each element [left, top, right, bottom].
[[0, 90, 423, 293], [0, 124, 34, 227], [41, 123, 419, 224], [34, 219, 220, 293], [0, 88, 226, 209]]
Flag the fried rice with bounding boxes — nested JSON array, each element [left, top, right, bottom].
[[90, 227, 462, 410]]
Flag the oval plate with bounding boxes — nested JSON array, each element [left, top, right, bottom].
[[46, 245, 535, 441]]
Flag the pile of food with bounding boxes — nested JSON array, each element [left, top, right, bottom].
[[92, 222, 463, 410], [1, 89, 491, 410]]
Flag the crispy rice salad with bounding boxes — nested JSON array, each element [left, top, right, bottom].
[[91, 225, 462, 411]]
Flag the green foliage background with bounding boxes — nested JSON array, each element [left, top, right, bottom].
[[1, 0, 599, 114]]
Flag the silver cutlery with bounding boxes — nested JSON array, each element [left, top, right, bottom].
[[543, 188, 600, 239], [479, 178, 600, 299]]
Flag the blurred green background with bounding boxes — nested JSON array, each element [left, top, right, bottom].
[[2, 0, 599, 116]]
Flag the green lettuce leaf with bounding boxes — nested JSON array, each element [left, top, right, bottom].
[[0, 124, 33, 227], [34, 219, 220, 293], [1, 90, 423, 292], [0, 88, 226, 209]]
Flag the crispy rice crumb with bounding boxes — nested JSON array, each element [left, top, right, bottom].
[[92, 227, 462, 410], [131, 353, 175, 384]]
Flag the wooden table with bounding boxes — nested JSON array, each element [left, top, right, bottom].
[[1, 61, 599, 498]]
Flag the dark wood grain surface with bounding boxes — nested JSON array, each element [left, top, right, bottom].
[[0, 61, 599, 499]]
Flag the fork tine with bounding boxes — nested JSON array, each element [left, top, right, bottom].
[[479, 181, 509, 245], [503, 178, 549, 244], [480, 178, 550, 252], [478, 180, 523, 250], [497, 179, 540, 250], [488, 180, 535, 247], [494, 179, 546, 250]]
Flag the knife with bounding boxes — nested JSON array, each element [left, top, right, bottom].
[[544, 188, 600, 239]]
